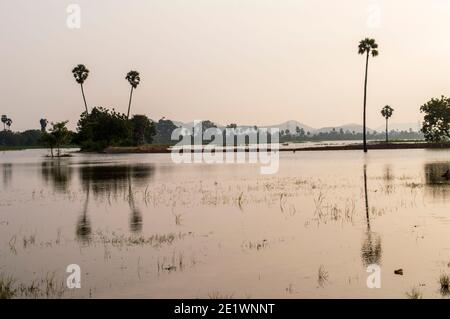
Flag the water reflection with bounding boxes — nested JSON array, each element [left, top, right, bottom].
[[383, 165, 395, 194], [41, 160, 72, 193], [424, 162, 450, 200], [361, 164, 382, 267], [2, 163, 12, 188], [38, 160, 154, 238], [77, 164, 153, 235], [76, 188, 91, 243], [79, 164, 153, 197], [127, 174, 143, 233]]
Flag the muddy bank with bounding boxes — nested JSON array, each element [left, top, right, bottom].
[[101, 142, 450, 154]]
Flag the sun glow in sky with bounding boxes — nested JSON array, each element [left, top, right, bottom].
[[1, 0, 450, 130]]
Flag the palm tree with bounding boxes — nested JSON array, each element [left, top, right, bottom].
[[1, 115, 7, 131], [125, 71, 141, 119], [40, 118, 48, 132], [72, 64, 90, 114], [358, 38, 379, 153], [380, 105, 394, 143], [5, 118, 12, 131]]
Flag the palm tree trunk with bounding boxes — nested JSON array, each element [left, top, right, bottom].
[[385, 118, 388, 143], [80, 83, 88, 114], [127, 86, 134, 119], [363, 52, 369, 153]]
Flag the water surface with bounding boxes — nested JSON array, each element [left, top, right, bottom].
[[1, 148, 450, 298]]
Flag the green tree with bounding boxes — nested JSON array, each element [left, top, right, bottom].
[[41, 132, 57, 158], [153, 118, 178, 145], [381, 105, 394, 142], [5, 118, 12, 131], [358, 38, 379, 152], [50, 121, 71, 157], [420, 96, 450, 142], [40, 119, 48, 132], [72, 64, 90, 114], [130, 114, 155, 145], [126, 71, 141, 119], [75, 107, 132, 150], [1, 115, 7, 131]]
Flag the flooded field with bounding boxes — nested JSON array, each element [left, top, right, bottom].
[[1, 148, 450, 298]]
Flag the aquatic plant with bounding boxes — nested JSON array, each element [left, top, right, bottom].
[[406, 287, 422, 299], [0, 275, 16, 299], [439, 273, 450, 295]]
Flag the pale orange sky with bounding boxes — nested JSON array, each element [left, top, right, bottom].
[[1, 0, 450, 131]]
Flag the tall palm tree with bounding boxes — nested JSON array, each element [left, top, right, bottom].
[[5, 118, 12, 131], [380, 105, 394, 143], [358, 38, 379, 153], [126, 71, 141, 119], [40, 118, 48, 132], [1, 115, 7, 131], [72, 64, 90, 114]]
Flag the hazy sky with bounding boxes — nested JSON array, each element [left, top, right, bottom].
[[1, 0, 450, 131]]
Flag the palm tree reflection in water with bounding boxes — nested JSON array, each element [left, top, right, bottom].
[[76, 187, 92, 243], [361, 164, 382, 267], [128, 173, 142, 233], [77, 164, 153, 237]]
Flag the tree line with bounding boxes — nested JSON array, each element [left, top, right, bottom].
[[3, 39, 450, 153]]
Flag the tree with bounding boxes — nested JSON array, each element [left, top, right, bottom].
[[72, 64, 90, 114], [130, 115, 155, 145], [201, 120, 217, 132], [74, 107, 132, 150], [1, 115, 7, 131], [5, 118, 12, 131], [380, 105, 394, 142], [125, 71, 141, 119], [41, 132, 57, 158], [154, 118, 178, 144], [358, 38, 379, 152], [420, 96, 450, 142], [40, 119, 48, 132], [49, 121, 71, 157], [299, 128, 305, 136]]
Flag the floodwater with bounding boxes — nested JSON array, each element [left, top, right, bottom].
[[1, 148, 450, 298]]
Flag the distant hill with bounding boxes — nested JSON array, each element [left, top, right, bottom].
[[266, 120, 315, 134], [167, 120, 420, 135]]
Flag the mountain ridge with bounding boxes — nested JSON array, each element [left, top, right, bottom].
[[170, 120, 421, 133]]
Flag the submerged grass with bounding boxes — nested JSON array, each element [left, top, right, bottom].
[[0, 274, 16, 299], [208, 291, 234, 299], [0, 272, 65, 299], [406, 287, 422, 299], [318, 265, 329, 288], [93, 230, 192, 248], [439, 273, 450, 296]]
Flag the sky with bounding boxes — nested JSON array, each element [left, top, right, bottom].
[[1, 0, 450, 131]]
